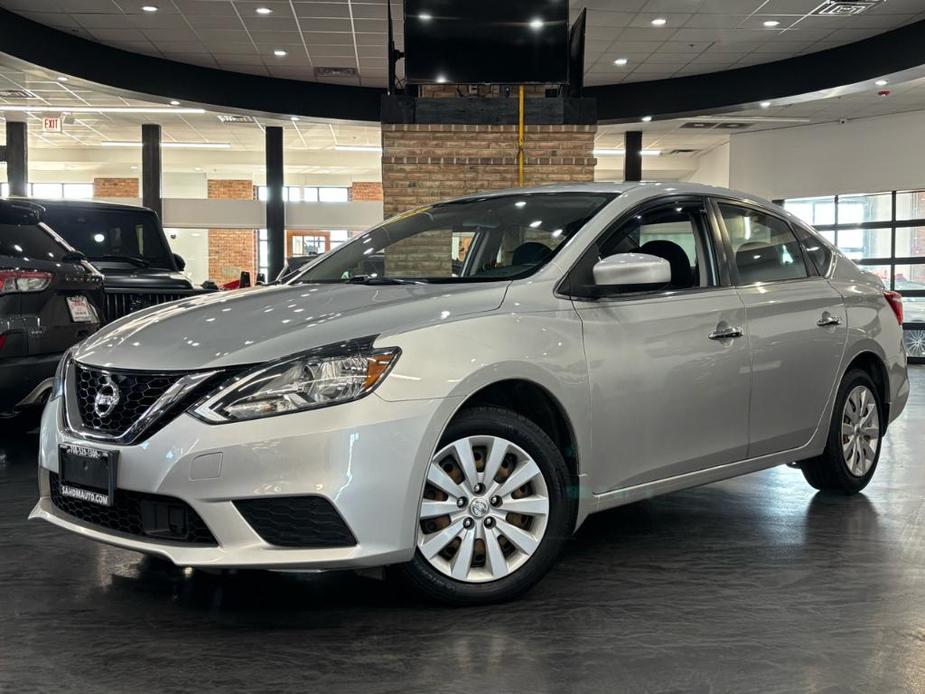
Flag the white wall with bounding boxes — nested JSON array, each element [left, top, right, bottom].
[[729, 110, 925, 200], [687, 142, 730, 188]]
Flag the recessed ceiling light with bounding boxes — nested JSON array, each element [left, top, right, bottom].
[[57, 76, 69, 82], [169, 100, 180, 106], [614, 58, 628, 66], [641, 115, 653, 122], [760, 101, 771, 108], [875, 79, 888, 86], [530, 18, 544, 30], [436, 74, 448, 83], [651, 18, 667, 26], [291, 116, 300, 121], [255, 7, 272, 15], [141, 5, 158, 12], [763, 20, 781, 28], [419, 13, 432, 21], [273, 49, 288, 57]]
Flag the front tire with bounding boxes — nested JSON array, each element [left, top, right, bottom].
[[396, 406, 573, 605], [800, 369, 883, 494]]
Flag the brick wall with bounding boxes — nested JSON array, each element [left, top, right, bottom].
[[350, 182, 384, 201], [93, 177, 138, 198], [207, 179, 257, 285], [381, 124, 596, 217]]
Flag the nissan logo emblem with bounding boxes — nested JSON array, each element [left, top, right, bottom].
[[93, 375, 121, 418]]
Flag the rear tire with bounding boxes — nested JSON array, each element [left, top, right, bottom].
[[395, 406, 573, 605], [800, 369, 883, 494]]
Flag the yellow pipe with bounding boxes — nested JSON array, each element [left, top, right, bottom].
[[517, 85, 525, 186]]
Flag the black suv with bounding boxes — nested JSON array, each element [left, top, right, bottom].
[[0, 200, 103, 418], [30, 199, 206, 324]]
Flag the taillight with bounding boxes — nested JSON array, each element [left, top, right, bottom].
[[0, 270, 53, 294], [884, 290, 904, 325]]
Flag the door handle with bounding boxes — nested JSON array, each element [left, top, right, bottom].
[[817, 312, 842, 327], [708, 325, 744, 340]]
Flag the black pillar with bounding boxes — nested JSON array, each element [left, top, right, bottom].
[[142, 123, 162, 220], [265, 126, 285, 281], [623, 130, 642, 182], [6, 121, 28, 197]]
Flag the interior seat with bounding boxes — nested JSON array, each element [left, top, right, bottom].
[[638, 239, 694, 289]]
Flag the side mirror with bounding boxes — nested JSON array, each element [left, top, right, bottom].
[[591, 252, 671, 294], [173, 253, 186, 271]]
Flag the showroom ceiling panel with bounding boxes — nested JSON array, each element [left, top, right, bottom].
[[2, 0, 923, 88]]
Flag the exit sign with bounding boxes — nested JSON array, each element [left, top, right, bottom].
[[42, 116, 62, 132]]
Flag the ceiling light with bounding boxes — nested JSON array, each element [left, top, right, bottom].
[[419, 13, 432, 21], [651, 18, 667, 26], [763, 20, 781, 27], [101, 141, 232, 149], [0, 106, 205, 114], [875, 79, 888, 86], [291, 116, 300, 121], [57, 76, 69, 82], [760, 101, 771, 108], [334, 145, 382, 152], [529, 220, 543, 228], [530, 18, 544, 30], [256, 7, 272, 15], [435, 74, 448, 83], [141, 5, 158, 12], [273, 49, 288, 57], [593, 149, 662, 156], [614, 58, 628, 66], [169, 100, 180, 106], [641, 115, 653, 122]]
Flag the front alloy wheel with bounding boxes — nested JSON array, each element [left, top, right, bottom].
[[396, 406, 572, 604]]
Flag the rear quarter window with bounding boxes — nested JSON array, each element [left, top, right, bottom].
[[0, 223, 71, 262], [793, 224, 834, 276]]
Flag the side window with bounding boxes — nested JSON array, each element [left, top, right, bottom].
[[719, 204, 809, 284], [793, 224, 833, 276], [593, 202, 715, 290]]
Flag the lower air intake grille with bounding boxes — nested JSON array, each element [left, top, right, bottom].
[[234, 497, 357, 548], [50, 472, 217, 545]]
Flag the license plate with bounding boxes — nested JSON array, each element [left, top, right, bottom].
[[66, 295, 97, 323], [59, 444, 118, 507]]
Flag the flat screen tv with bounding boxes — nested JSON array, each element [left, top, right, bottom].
[[403, 0, 569, 85]]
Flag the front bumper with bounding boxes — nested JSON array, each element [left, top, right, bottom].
[[31, 393, 458, 570]]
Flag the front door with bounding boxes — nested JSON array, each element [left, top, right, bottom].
[[714, 201, 847, 457], [572, 199, 751, 493]]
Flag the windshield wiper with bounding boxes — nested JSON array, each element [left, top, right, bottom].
[[88, 254, 151, 268], [344, 275, 426, 285]]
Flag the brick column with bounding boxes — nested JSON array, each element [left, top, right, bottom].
[[350, 182, 384, 201], [93, 177, 139, 198], [207, 179, 257, 285]]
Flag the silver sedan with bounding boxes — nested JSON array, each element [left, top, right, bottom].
[[31, 182, 910, 604]]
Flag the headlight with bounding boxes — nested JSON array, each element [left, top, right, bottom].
[[191, 341, 400, 423]]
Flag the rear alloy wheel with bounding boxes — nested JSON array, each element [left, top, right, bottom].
[[800, 369, 883, 494], [396, 407, 572, 604]]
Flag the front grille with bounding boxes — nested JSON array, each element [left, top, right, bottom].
[[103, 290, 202, 324], [50, 472, 217, 545], [75, 364, 181, 436], [234, 497, 357, 548]]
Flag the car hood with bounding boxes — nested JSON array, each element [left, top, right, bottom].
[[74, 281, 509, 370], [91, 264, 193, 290]]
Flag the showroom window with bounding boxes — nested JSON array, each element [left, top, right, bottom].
[[784, 190, 925, 359], [256, 186, 349, 203], [0, 182, 94, 199]]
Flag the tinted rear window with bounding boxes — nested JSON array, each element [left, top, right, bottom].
[[41, 207, 171, 267], [0, 223, 72, 262]]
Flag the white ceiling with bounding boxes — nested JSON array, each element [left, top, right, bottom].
[[0, 0, 923, 88]]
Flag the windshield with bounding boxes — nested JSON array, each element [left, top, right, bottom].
[[291, 192, 616, 284], [41, 207, 173, 268]]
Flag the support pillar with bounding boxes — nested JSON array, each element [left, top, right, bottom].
[[265, 126, 285, 281], [623, 130, 642, 182], [142, 123, 162, 219], [6, 121, 28, 197]]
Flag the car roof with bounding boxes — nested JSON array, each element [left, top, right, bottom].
[[445, 181, 780, 210], [5, 196, 156, 215]]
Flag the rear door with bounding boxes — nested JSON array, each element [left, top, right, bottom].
[[569, 197, 751, 493], [712, 199, 847, 457]]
